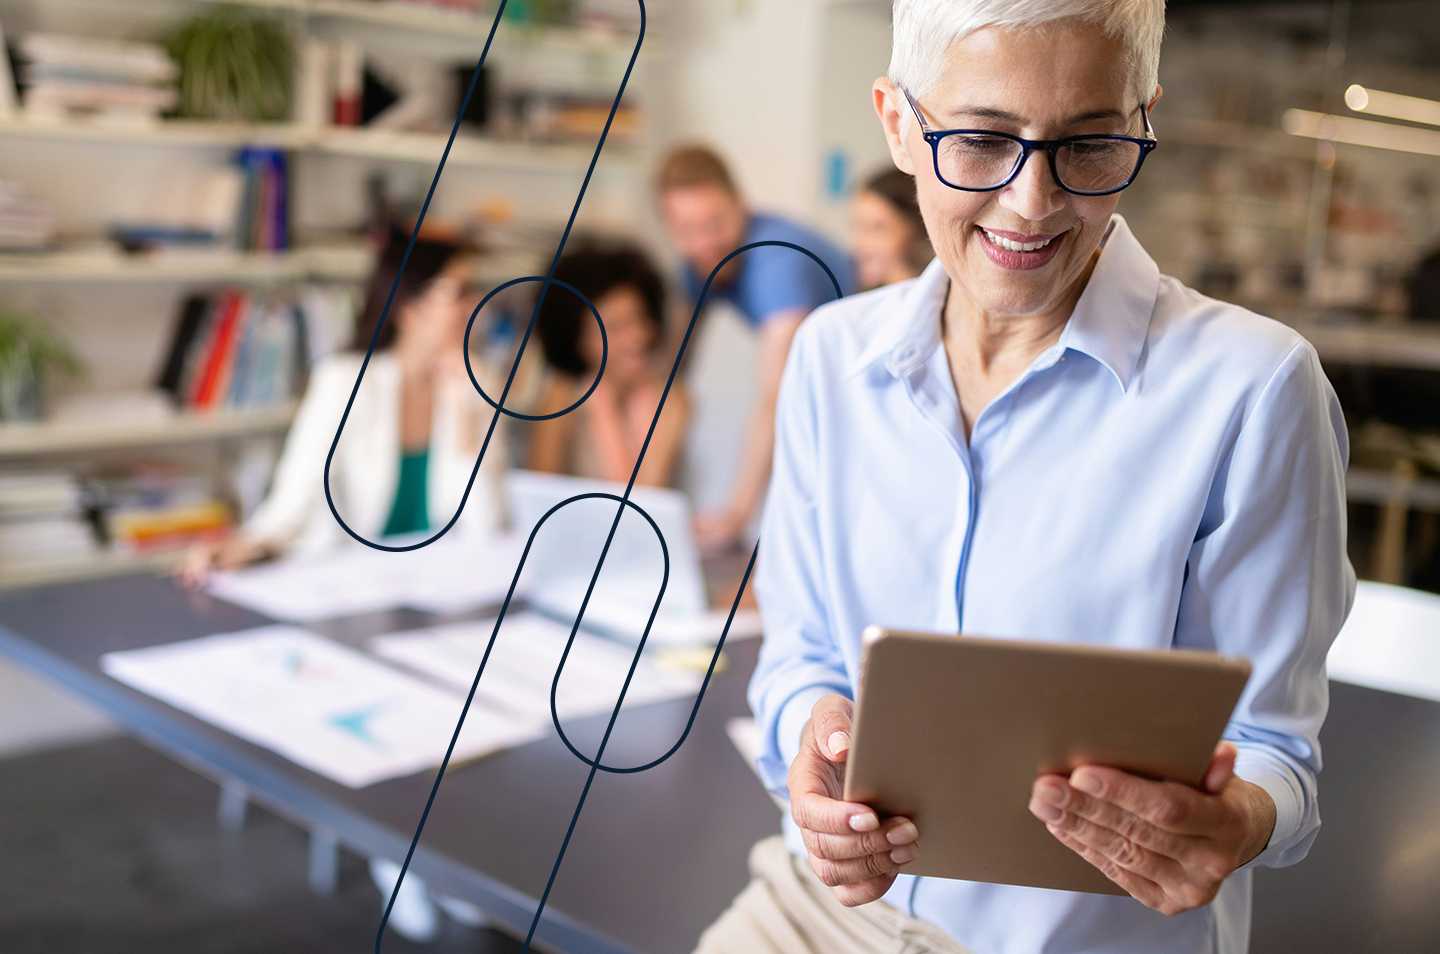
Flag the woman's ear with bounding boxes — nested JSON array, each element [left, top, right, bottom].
[[1147, 83, 1164, 115], [873, 77, 918, 176]]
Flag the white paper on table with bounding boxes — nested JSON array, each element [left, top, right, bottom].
[[207, 532, 525, 622], [546, 597, 764, 646], [1327, 580, 1440, 703], [372, 612, 704, 725], [102, 626, 544, 787]]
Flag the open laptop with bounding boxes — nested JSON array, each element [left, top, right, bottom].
[[503, 471, 709, 643]]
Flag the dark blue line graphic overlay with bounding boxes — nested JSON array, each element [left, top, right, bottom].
[[314, 3, 847, 949]]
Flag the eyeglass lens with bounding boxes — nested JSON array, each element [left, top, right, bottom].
[[935, 134, 1144, 193]]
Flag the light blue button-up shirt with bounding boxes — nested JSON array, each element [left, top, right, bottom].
[[749, 215, 1355, 954]]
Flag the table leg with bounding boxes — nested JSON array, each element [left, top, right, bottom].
[[308, 827, 339, 895], [217, 778, 248, 833]]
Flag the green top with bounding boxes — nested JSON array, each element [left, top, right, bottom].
[[382, 447, 431, 538]]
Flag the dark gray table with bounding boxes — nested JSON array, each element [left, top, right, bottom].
[[2, 573, 1438, 952], [0, 573, 779, 954]]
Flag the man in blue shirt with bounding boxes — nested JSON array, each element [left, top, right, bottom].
[[697, 2, 1353, 952], [655, 146, 855, 549]]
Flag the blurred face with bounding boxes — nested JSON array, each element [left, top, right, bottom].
[[852, 189, 921, 289], [583, 284, 658, 387], [878, 20, 1158, 323], [397, 260, 474, 361], [659, 184, 748, 284]]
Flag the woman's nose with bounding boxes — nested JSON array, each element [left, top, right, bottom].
[[998, 150, 1066, 223]]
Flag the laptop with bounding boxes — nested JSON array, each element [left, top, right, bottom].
[[503, 471, 709, 643]]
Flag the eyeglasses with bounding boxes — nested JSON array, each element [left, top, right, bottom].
[[901, 87, 1158, 197]]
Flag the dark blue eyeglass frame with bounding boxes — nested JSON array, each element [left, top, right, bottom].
[[901, 87, 1158, 197]]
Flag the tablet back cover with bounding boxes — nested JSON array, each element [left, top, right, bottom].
[[842, 630, 1251, 894]]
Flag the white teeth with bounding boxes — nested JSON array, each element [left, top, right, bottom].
[[981, 229, 1056, 253]]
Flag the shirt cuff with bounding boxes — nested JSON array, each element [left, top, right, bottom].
[[1232, 743, 1305, 871], [753, 684, 848, 800], [775, 685, 840, 773]]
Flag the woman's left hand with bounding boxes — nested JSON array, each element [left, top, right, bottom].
[[1028, 742, 1276, 916]]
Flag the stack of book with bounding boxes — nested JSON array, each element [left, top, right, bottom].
[[235, 147, 289, 252], [91, 467, 231, 555], [155, 285, 356, 412], [17, 33, 178, 121], [0, 180, 56, 252], [0, 472, 99, 577]]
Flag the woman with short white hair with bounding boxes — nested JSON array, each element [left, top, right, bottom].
[[701, 1, 1353, 952]]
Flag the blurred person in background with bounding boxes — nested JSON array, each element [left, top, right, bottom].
[[178, 225, 508, 583], [528, 242, 690, 487], [655, 145, 855, 550], [852, 166, 933, 289]]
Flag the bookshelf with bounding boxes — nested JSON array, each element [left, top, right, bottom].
[[0, 401, 298, 460], [0, 244, 540, 286], [38, 0, 649, 62], [1299, 322, 1440, 373], [0, 0, 657, 587], [1347, 468, 1440, 514], [0, 246, 362, 285], [0, 115, 636, 172]]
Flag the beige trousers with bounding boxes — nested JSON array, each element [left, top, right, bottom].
[[694, 837, 973, 954]]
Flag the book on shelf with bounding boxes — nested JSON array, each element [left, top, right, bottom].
[[0, 23, 17, 118], [90, 466, 232, 554], [235, 147, 289, 253], [15, 33, 177, 122], [0, 179, 57, 251], [156, 285, 355, 413], [190, 291, 247, 409], [0, 471, 100, 573]]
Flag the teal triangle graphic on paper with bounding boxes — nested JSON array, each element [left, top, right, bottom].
[[329, 703, 385, 749]]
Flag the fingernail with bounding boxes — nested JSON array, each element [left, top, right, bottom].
[[1029, 798, 1062, 823], [1036, 781, 1066, 806], [1071, 773, 1101, 796], [886, 821, 919, 846], [889, 845, 917, 865], [827, 731, 850, 758], [848, 812, 879, 832]]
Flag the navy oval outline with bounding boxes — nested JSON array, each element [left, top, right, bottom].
[[370, 0, 645, 947], [374, 239, 842, 952], [326, 0, 633, 555], [463, 274, 610, 422], [338, 0, 851, 946]]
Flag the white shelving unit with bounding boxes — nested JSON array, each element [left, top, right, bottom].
[[0, 246, 363, 285], [1299, 321, 1440, 373], [0, 114, 634, 171], [1347, 468, 1440, 514], [0, 243, 541, 286], [0, 402, 299, 460], [0, 0, 657, 590]]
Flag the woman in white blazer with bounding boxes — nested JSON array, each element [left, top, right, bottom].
[[181, 227, 508, 580]]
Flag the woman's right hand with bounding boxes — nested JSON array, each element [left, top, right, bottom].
[[176, 535, 274, 589], [788, 693, 920, 906]]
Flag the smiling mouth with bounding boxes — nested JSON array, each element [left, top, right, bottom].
[[978, 227, 1060, 252]]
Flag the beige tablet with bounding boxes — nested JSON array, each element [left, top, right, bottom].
[[842, 627, 1252, 895]]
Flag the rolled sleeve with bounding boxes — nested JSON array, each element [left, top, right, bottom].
[[1176, 340, 1356, 869], [747, 323, 852, 798], [1233, 742, 1310, 870]]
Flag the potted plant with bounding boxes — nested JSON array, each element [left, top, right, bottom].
[[166, 7, 294, 122], [0, 312, 83, 422]]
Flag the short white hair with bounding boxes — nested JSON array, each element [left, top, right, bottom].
[[889, 0, 1165, 104]]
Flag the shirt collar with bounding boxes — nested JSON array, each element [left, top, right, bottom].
[[849, 214, 1160, 391]]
